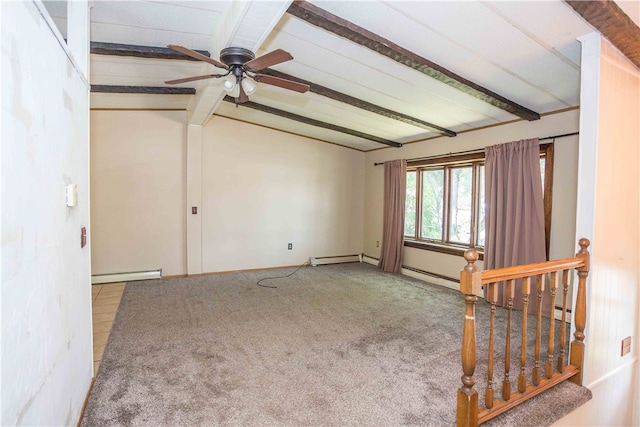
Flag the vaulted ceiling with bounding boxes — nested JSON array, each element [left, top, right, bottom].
[[45, 1, 640, 151]]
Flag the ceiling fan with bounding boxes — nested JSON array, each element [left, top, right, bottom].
[[164, 45, 310, 104]]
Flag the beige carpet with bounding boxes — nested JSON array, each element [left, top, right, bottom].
[[81, 263, 590, 426]]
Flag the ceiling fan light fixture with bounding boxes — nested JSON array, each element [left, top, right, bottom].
[[165, 45, 308, 103], [229, 82, 240, 98], [241, 78, 257, 96], [223, 77, 236, 92]]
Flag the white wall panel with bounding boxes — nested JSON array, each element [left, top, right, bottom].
[[200, 116, 365, 272], [1, 2, 92, 424], [553, 34, 640, 427], [90, 110, 187, 276]]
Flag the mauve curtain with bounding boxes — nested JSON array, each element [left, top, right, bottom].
[[484, 138, 550, 315], [378, 159, 407, 273]]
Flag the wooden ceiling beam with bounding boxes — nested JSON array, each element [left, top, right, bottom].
[[91, 85, 196, 95], [223, 96, 402, 148], [90, 41, 210, 61], [565, 0, 640, 69], [287, 0, 540, 121], [263, 69, 457, 137], [90, 83, 400, 146], [91, 41, 456, 137]]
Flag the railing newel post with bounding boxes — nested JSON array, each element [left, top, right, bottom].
[[570, 238, 590, 385], [457, 249, 482, 427]]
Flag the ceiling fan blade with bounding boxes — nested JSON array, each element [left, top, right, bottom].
[[167, 44, 228, 69], [244, 49, 293, 71], [254, 74, 310, 93], [165, 74, 223, 84], [236, 84, 249, 104]]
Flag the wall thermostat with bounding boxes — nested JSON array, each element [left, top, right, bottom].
[[66, 184, 78, 207]]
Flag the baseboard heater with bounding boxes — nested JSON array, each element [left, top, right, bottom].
[[91, 269, 162, 285], [309, 254, 362, 267]]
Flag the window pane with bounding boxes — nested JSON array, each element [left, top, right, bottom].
[[421, 169, 444, 240], [449, 167, 472, 244], [477, 165, 485, 247], [404, 171, 417, 236]]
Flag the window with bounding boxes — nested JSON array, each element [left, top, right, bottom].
[[405, 161, 485, 250], [404, 144, 554, 258]]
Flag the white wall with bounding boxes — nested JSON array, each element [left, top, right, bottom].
[[90, 110, 187, 276], [200, 116, 365, 272], [553, 34, 640, 427], [90, 113, 365, 275], [1, 2, 92, 425], [364, 109, 580, 285]]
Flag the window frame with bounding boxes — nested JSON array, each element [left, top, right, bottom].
[[404, 143, 554, 260]]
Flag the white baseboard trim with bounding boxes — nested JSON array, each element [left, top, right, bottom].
[[309, 254, 361, 266], [364, 257, 575, 314], [91, 269, 162, 284], [362, 255, 378, 266], [554, 307, 573, 321], [401, 268, 460, 291], [362, 255, 460, 291], [585, 356, 638, 389]]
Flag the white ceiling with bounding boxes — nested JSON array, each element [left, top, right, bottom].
[[45, 0, 639, 151]]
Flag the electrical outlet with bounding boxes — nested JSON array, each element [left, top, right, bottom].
[[376, 240, 379, 248], [287, 243, 292, 250], [621, 336, 631, 356]]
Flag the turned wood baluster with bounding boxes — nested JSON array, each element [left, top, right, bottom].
[[533, 274, 545, 386], [570, 238, 590, 385], [485, 282, 498, 409], [502, 279, 514, 401], [558, 269, 569, 372], [457, 249, 482, 427], [546, 271, 558, 379], [518, 277, 531, 393]]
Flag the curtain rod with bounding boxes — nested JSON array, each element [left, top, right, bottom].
[[373, 132, 579, 166]]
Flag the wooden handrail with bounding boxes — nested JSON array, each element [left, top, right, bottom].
[[457, 238, 590, 427], [479, 257, 585, 284]]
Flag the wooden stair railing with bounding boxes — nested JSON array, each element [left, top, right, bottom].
[[457, 238, 590, 427]]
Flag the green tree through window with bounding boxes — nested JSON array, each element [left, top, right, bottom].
[[421, 169, 444, 240]]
